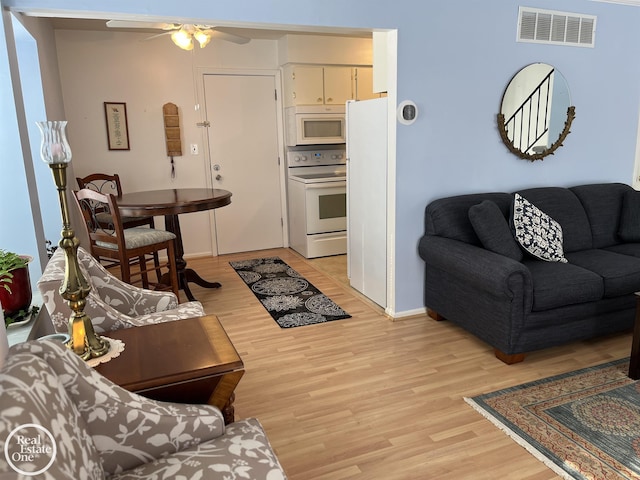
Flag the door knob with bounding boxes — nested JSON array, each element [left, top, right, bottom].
[[215, 174, 222, 181], [213, 164, 221, 171]]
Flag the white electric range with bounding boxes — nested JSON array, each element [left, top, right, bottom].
[[287, 147, 347, 258]]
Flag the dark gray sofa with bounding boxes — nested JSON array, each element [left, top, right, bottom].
[[418, 183, 640, 364]]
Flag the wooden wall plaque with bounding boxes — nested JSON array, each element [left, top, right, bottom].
[[163, 102, 182, 157]]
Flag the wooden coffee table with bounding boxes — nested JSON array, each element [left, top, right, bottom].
[[95, 315, 244, 424]]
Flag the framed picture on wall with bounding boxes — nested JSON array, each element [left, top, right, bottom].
[[104, 102, 130, 150]]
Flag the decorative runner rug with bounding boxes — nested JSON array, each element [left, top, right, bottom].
[[465, 358, 640, 479], [229, 257, 351, 328]]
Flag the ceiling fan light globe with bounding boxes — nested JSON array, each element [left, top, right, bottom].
[[171, 30, 193, 50], [194, 30, 212, 48]]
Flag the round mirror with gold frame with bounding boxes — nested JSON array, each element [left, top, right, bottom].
[[497, 63, 575, 162]]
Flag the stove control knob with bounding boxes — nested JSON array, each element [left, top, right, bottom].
[[331, 154, 337, 159], [301, 155, 308, 162]]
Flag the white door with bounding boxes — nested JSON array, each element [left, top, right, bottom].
[[346, 98, 388, 308], [203, 73, 283, 254]]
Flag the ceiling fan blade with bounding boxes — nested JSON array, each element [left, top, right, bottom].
[[106, 20, 178, 30], [208, 29, 251, 45], [142, 32, 173, 41]]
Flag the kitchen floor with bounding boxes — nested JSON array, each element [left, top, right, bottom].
[[308, 253, 348, 288]]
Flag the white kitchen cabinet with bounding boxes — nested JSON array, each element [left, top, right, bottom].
[[353, 67, 378, 101], [283, 64, 353, 107], [322, 66, 353, 105]]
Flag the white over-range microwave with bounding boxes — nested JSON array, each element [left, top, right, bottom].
[[285, 105, 346, 146]]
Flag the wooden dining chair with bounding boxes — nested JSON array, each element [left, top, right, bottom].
[[76, 173, 154, 229], [72, 188, 179, 297]]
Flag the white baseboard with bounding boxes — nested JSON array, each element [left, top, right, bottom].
[[386, 306, 427, 320]]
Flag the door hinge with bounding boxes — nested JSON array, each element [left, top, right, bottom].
[[196, 121, 211, 127], [278, 156, 281, 166], [274, 89, 278, 101]]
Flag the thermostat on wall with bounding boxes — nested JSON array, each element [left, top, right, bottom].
[[397, 100, 418, 125]]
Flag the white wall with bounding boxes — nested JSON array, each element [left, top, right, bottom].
[[277, 34, 372, 65], [54, 29, 373, 259], [55, 29, 280, 257]]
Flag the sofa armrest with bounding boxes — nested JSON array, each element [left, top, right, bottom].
[[419, 236, 532, 303], [419, 236, 535, 355], [11, 341, 226, 477]]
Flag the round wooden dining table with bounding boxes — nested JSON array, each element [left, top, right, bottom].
[[117, 188, 232, 301]]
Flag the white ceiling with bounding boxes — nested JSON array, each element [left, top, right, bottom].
[[48, 17, 372, 40]]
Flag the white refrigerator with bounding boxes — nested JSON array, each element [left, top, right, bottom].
[[346, 97, 388, 308]]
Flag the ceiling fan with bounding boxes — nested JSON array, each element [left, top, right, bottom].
[[106, 20, 251, 50]]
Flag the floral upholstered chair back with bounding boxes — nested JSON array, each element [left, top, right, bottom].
[[0, 340, 224, 479], [0, 341, 288, 480], [37, 247, 204, 334]]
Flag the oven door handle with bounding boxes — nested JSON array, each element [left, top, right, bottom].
[[304, 181, 346, 189]]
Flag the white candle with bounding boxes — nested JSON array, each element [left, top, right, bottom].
[[51, 143, 63, 163]]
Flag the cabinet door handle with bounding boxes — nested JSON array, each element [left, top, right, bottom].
[[326, 97, 333, 103], [317, 97, 323, 103]]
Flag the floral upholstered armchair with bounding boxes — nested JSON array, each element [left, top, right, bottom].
[[0, 340, 287, 479], [38, 247, 205, 334]]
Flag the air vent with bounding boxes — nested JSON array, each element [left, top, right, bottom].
[[518, 7, 596, 47]]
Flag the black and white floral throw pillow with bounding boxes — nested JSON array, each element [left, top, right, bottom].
[[512, 193, 568, 263]]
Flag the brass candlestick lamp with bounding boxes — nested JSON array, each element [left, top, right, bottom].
[[36, 121, 109, 360]]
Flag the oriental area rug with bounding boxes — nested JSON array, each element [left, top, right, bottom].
[[229, 257, 351, 328], [465, 358, 640, 479]]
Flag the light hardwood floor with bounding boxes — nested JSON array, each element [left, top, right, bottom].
[[182, 248, 632, 480]]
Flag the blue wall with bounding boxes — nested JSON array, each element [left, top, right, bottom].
[[3, 0, 640, 313]]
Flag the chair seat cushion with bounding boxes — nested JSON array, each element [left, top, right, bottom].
[[524, 259, 603, 311], [109, 418, 287, 480], [96, 227, 176, 250], [565, 249, 640, 297]]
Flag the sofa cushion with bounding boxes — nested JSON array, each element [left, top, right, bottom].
[[565, 249, 640, 297], [523, 259, 603, 311], [468, 200, 523, 261], [605, 242, 640, 259], [571, 183, 632, 247], [512, 193, 568, 263], [425, 192, 513, 243], [618, 189, 640, 242], [516, 187, 593, 252]]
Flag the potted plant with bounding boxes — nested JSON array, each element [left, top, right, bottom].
[[0, 249, 33, 326]]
